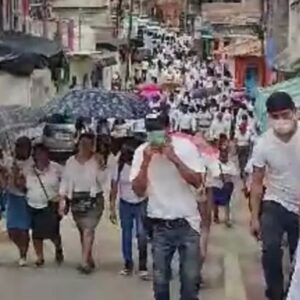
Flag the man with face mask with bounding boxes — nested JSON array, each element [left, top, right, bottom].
[[130, 112, 205, 300], [250, 92, 300, 300]]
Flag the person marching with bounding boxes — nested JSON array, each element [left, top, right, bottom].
[[211, 135, 237, 227], [59, 133, 106, 274], [5, 137, 32, 266], [130, 112, 205, 300], [109, 138, 149, 279], [26, 143, 64, 266], [250, 92, 300, 300]]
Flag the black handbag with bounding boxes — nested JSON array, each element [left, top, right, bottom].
[[71, 192, 98, 213]]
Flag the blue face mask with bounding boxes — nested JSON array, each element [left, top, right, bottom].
[[148, 130, 166, 146]]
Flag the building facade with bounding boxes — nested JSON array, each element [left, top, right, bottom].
[[265, 0, 289, 67], [154, 0, 183, 27]]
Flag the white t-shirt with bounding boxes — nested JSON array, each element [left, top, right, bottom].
[[27, 162, 63, 209], [178, 113, 195, 131], [235, 128, 252, 146], [7, 157, 34, 196], [252, 127, 300, 214], [209, 119, 229, 139], [210, 160, 238, 188], [130, 136, 205, 232], [142, 60, 149, 71], [112, 163, 144, 204], [196, 111, 213, 129]]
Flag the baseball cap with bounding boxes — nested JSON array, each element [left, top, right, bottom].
[[266, 91, 295, 113]]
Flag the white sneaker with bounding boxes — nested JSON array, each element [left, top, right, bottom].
[[138, 270, 151, 281], [18, 258, 27, 267]]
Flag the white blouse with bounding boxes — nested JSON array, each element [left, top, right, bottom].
[[26, 162, 62, 209], [210, 160, 238, 188], [59, 155, 106, 199]]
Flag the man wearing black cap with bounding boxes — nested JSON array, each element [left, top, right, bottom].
[[130, 112, 205, 300], [250, 92, 300, 300]]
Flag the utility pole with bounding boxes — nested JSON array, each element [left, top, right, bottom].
[[260, 0, 265, 57], [0, 0, 3, 31], [42, 0, 48, 37], [183, 0, 188, 33], [125, 0, 134, 84], [116, 0, 123, 37], [78, 8, 82, 51], [259, 0, 266, 84]]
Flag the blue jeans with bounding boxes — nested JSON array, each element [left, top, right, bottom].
[[261, 201, 299, 300], [119, 199, 148, 270], [152, 219, 201, 300]]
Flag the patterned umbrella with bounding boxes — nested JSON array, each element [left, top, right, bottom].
[[44, 89, 150, 120], [0, 105, 44, 148]]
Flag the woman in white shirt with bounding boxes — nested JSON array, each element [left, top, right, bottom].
[[59, 133, 105, 274], [27, 143, 64, 266], [109, 139, 149, 279], [211, 137, 237, 227]]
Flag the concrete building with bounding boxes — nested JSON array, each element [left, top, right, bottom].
[[52, 0, 111, 29], [200, 0, 261, 40], [273, 0, 300, 73], [265, 0, 290, 71]]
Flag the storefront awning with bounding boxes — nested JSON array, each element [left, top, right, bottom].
[[96, 56, 117, 67], [96, 39, 128, 51], [96, 38, 143, 52]]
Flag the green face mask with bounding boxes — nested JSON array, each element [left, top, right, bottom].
[[148, 130, 166, 146]]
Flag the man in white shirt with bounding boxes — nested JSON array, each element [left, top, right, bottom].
[[196, 106, 213, 137], [177, 105, 196, 134], [250, 92, 300, 300], [209, 112, 229, 141], [130, 113, 205, 300], [141, 60, 149, 82], [234, 114, 251, 178]]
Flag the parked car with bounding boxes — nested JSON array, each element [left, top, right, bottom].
[[42, 121, 76, 161]]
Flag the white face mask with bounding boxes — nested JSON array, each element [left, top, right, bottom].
[[271, 119, 295, 135]]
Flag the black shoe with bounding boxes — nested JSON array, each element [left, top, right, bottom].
[[77, 264, 93, 275], [35, 259, 45, 268], [88, 259, 96, 270], [55, 249, 64, 265]]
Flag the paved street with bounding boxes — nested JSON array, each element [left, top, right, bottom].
[[0, 191, 265, 300]]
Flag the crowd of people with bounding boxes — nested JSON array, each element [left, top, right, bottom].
[[0, 30, 299, 300]]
